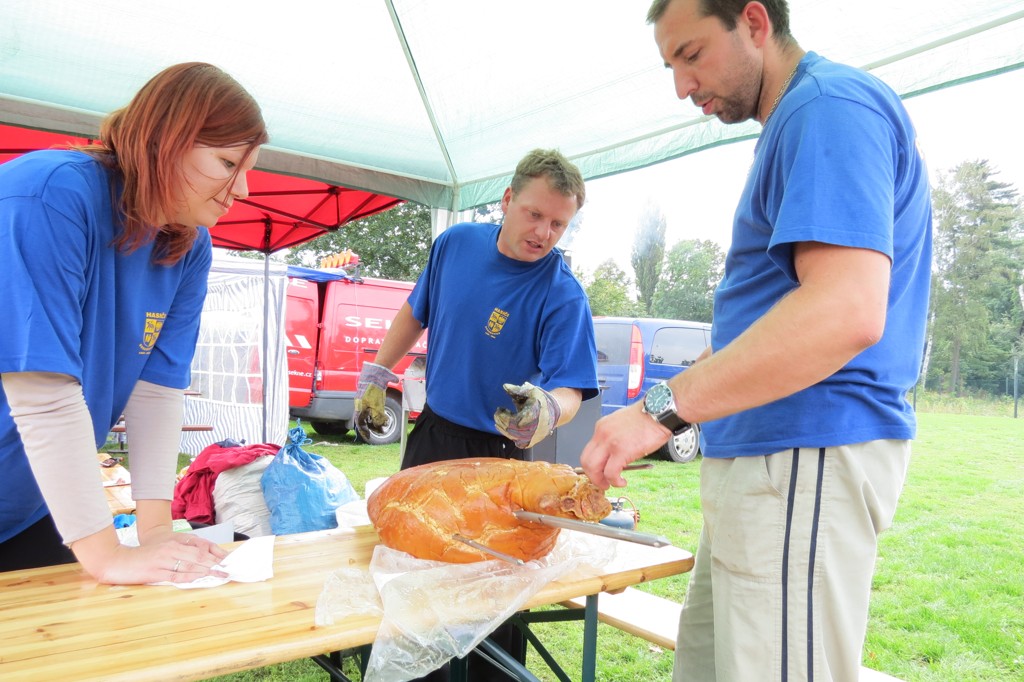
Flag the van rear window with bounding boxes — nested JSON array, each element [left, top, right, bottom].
[[650, 327, 708, 366], [594, 324, 631, 364]]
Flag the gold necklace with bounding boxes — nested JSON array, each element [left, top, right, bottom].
[[763, 62, 799, 123]]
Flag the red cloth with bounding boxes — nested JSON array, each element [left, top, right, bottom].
[[172, 442, 280, 524]]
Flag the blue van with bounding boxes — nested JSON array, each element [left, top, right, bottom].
[[592, 317, 711, 462]]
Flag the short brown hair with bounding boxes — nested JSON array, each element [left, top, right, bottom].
[[647, 0, 793, 43], [510, 148, 586, 211], [84, 62, 268, 264]]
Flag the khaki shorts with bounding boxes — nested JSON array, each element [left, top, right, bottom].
[[674, 441, 910, 682]]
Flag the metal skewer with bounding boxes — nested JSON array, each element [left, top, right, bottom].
[[573, 462, 654, 475], [513, 511, 672, 548], [452, 534, 525, 565]]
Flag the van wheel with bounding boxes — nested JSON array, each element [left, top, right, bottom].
[[309, 420, 348, 436], [660, 424, 700, 463], [354, 395, 403, 446]]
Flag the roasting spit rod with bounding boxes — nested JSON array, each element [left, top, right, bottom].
[[513, 511, 672, 547], [452, 533, 525, 565], [572, 462, 654, 475]]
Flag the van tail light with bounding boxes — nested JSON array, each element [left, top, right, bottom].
[[626, 324, 644, 400]]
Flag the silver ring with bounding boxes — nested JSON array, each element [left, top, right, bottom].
[[173, 559, 182, 573]]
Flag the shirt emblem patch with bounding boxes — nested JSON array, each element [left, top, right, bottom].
[[486, 308, 509, 338], [139, 312, 167, 354]]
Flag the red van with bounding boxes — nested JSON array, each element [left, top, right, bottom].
[[286, 267, 427, 444]]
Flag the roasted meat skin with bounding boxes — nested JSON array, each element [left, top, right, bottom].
[[367, 457, 612, 563]]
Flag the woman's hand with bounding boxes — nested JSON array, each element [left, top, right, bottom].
[[71, 525, 229, 585]]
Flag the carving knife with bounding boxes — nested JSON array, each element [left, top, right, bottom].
[[513, 511, 672, 547]]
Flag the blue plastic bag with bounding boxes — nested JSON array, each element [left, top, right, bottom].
[[261, 425, 359, 535]]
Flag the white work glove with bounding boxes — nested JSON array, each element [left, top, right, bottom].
[[354, 362, 398, 435], [493, 382, 562, 449]]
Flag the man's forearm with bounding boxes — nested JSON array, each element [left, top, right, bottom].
[[550, 387, 582, 426], [674, 244, 890, 423], [373, 303, 426, 370]]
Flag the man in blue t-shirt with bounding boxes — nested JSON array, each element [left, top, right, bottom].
[[354, 148, 598, 682], [582, 2, 932, 681]]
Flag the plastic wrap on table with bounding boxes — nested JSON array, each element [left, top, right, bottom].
[[314, 529, 617, 682], [315, 567, 383, 626]]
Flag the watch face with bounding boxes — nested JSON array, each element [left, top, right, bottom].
[[645, 382, 674, 414]]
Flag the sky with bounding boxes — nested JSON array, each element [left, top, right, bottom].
[[566, 68, 1024, 277]]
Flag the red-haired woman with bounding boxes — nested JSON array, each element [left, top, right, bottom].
[[0, 62, 268, 584]]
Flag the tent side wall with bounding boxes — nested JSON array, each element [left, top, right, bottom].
[[181, 254, 289, 454]]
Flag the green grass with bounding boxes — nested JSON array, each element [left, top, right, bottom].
[[202, 412, 1023, 681], [863, 413, 1024, 681], [911, 389, 1023, 418]]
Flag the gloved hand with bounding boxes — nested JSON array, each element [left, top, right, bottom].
[[354, 362, 398, 435], [493, 382, 562, 449]]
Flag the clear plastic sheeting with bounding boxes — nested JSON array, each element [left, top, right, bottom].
[[316, 567, 384, 627], [315, 532, 619, 682]]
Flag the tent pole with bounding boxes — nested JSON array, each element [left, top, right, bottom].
[[262, 253, 270, 443]]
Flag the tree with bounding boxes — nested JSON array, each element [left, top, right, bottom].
[[631, 201, 667, 316], [651, 239, 724, 322], [581, 260, 638, 317], [927, 160, 1024, 395], [286, 202, 432, 281]]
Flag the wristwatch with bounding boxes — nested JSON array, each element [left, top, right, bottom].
[[642, 381, 690, 435]]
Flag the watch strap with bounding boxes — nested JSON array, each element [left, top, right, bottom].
[[655, 408, 689, 435]]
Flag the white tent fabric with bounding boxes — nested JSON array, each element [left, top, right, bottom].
[[181, 252, 289, 455], [1, 0, 1022, 211]]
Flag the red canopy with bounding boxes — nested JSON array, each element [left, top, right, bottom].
[[0, 124, 401, 252], [214, 170, 401, 253]]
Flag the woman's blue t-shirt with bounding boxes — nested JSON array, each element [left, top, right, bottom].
[[0, 150, 211, 541]]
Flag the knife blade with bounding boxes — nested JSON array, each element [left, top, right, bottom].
[[513, 511, 672, 547]]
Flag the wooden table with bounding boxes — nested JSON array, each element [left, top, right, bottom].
[[98, 456, 136, 515], [0, 526, 693, 682]]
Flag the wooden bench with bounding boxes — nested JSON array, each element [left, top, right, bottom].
[[560, 586, 681, 650], [109, 424, 213, 433], [107, 422, 214, 456], [560, 588, 905, 681]]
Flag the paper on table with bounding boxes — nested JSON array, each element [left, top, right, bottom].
[[151, 535, 275, 589]]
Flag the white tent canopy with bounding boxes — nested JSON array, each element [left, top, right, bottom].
[[1, 0, 1022, 212]]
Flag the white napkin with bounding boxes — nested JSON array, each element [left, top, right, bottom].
[[152, 535, 275, 589]]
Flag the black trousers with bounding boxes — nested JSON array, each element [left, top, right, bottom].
[[401, 403, 520, 470], [401, 404, 528, 682], [0, 514, 76, 572]]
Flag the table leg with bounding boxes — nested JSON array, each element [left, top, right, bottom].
[[310, 650, 362, 682], [474, 638, 543, 682], [581, 595, 599, 682], [450, 655, 468, 682]]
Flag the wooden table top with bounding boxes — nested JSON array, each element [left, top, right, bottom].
[[0, 526, 693, 682], [97, 452, 135, 515]]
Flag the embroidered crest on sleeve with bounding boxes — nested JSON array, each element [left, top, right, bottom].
[[139, 312, 168, 354]]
